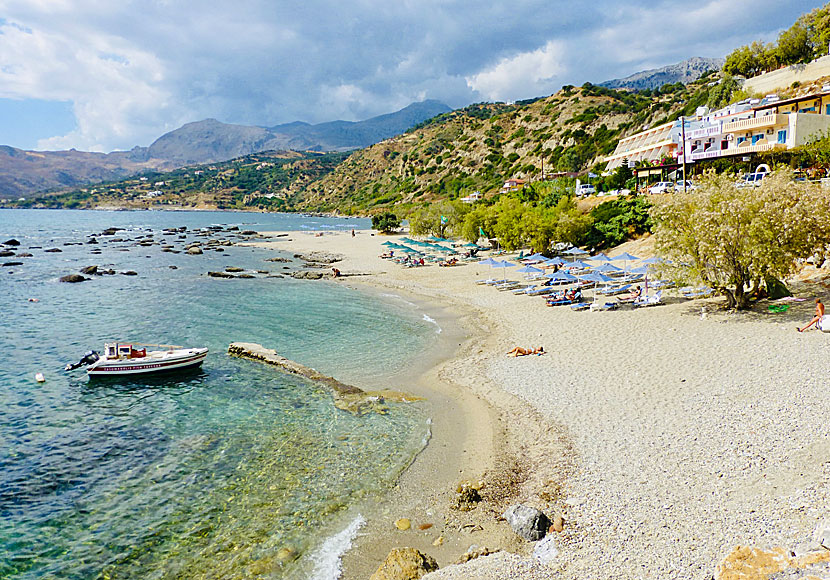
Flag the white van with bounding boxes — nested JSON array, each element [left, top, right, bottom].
[[575, 184, 595, 197]]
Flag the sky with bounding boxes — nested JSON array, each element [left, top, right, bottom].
[[0, 0, 822, 152]]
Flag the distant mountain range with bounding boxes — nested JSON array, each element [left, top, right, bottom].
[[0, 100, 451, 198], [600, 56, 724, 91]]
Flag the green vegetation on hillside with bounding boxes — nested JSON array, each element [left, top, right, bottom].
[[724, 3, 830, 77]]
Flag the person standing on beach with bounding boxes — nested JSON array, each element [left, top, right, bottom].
[[797, 298, 824, 332]]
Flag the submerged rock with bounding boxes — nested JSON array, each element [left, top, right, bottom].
[[224, 266, 244, 272], [3, 239, 21, 246], [80, 265, 98, 275], [44, 248, 62, 253], [370, 547, 438, 580], [3, 261, 23, 266], [16, 253, 32, 257], [59, 274, 87, 283], [121, 271, 138, 276], [186, 246, 203, 255], [0, 250, 15, 257], [208, 271, 236, 278], [292, 270, 324, 280], [503, 505, 550, 541]]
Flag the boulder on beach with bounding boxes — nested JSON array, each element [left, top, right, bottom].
[[3, 239, 21, 246], [370, 547, 439, 580], [292, 270, 324, 280], [294, 251, 342, 264], [503, 505, 550, 541], [59, 274, 87, 283]]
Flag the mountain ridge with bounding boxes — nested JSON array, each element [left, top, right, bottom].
[[600, 56, 725, 91], [0, 100, 451, 198]]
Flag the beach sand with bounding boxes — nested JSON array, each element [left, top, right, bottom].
[[253, 230, 830, 579]]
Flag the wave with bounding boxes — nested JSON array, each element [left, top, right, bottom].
[[422, 314, 441, 333], [308, 514, 366, 579]]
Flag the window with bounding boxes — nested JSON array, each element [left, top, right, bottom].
[[737, 136, 746, 144], [751, 134, 762, 145], [826, 104, 830, 115], [777, 130, 787, 144]]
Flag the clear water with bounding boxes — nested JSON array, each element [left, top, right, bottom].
[[0, 210, 435, 579]]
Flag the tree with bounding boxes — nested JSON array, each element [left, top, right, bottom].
[[409, 200, 468, 238], [651, 173, 830, 309], [371, 212, 400, 233]]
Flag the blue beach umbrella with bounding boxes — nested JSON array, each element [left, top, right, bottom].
[[491, 260, 517, 282], [523, 252, 549, 263], [516, 265, 543, 275], [592, 263, 622, 274], [563, 247, 587, 256], [612, 252, 640, 262], [590, 252, 614, 262], [478, 257, 499, 266], [540, 257, 565, 267]]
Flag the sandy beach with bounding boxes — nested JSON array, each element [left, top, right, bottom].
[[254, 229, 830, 579]]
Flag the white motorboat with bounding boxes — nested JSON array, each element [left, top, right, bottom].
[[67, 343, 208, 377]]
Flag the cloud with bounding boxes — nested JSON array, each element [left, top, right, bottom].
[[0, 0, 823, 151], [465, 41, 567, 102]]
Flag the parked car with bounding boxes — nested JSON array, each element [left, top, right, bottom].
[[674, 180, 696, 191], [575, 184, 596, 197], [648, 181, 674, 194], [736, 172, 768, 188]]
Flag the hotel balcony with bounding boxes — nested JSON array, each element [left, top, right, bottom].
[[722, 113, 787, 134]]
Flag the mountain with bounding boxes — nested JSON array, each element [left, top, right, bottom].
[[0, 100, 451, 198], [141, 100, 452, 166], [600, 57, 725, 91]]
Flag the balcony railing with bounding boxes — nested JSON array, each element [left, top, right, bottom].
[[722, 114, 786, 133]]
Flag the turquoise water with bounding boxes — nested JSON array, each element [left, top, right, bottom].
[[0, 210, 436, 579]]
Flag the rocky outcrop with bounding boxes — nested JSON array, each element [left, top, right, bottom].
[[294, 251, 342, 264], [292, 270, 324, 280], [370, 548, 439, 580], [228, 342, 421, 414], [59, 274, 87, 283], [503, 505, 550, 541]]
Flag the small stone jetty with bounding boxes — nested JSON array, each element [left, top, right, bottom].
[[227, 342, 421, 414]]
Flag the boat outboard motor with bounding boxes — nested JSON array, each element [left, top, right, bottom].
[[64, 350, 100, 371]]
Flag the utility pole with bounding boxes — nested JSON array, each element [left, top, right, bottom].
[[681, 116, 687, 194]]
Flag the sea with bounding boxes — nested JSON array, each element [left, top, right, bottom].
[[0, 209, 439, 580]]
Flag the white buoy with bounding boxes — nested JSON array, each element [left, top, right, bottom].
[[35, 372, 45, 383]]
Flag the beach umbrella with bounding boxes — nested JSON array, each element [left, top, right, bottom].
[[491, 259, 516, 282], [628, 266, 649, 275], [592, 263, 622, 274], [515, 265, 543, 275], [462, 242, 479, 248], [640, 256, 664, 264], [478, 257, 499, 266], [611, 252, 640, 262], [562, 247, 587, 255], [540, 257, 565, 267], [578, 272, 614, 283], [427, 236, 449, 242], [523, 252, 549, 263], [590, 252, 614, 262]]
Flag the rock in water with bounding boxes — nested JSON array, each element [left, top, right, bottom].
[[80, 265, 98, 275], [59, 274, 87, 283], [3, 239, 20, 246], [370, 547, 439, 580], [0, 250, 14, 257], [186, 246, 203, 255], [503, 505, 550, 541]]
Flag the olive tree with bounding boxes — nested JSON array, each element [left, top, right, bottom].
[[651, 173, 830, 309]]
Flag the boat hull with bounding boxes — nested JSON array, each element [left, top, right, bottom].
[[87, 348, 208, 377]]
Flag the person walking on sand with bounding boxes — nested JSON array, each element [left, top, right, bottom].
[[797, 298, 824, 332]]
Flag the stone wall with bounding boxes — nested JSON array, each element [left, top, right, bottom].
[[744, 55, 830, 94]]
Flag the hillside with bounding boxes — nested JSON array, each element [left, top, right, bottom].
[[294, 75, 725, 212], [600, 56, 724, 91]]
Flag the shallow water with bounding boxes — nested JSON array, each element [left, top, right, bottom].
[[0, 210, 435, 579]]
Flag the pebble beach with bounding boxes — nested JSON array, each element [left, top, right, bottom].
[[256, 230, 830, 579]]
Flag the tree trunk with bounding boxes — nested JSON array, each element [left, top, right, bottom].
[[720, 287, 736, 309]]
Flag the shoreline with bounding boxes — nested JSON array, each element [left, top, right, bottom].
[[253, 229, 830, 579], [253, 230, 573, 578]]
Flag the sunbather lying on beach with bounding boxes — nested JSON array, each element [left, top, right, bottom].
[[506, 346, 545, 357]]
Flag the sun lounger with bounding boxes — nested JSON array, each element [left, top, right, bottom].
[[570, 302, 592, 311], [598, 284, 633, 296], [598, 302, 619, 311], [634, 290, 663, 307], [546, 297, 574, 307], [496, 282, 524, 291], [525, 286, 557, 296], [681, 287, 713, 299]]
